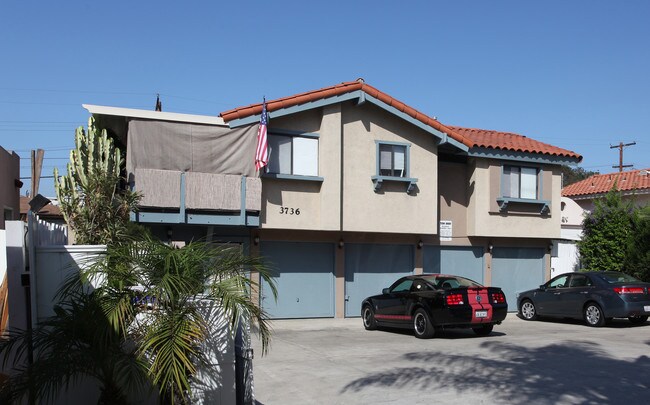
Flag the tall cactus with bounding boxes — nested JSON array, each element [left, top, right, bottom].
[[54, 117, 140, 244]]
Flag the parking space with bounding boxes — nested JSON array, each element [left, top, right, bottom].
[[251, 316, 650, 405]]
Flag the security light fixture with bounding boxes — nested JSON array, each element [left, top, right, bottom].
[[28, 194, 51, 213]]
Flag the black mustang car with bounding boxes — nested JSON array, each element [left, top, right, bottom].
[[517, 271, 650, 327], [361, 274, 508, 338]]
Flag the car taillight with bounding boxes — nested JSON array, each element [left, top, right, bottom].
[[613, 287, 645, 294], [491, 292, 506, 304], [446, 293, 464, 305]]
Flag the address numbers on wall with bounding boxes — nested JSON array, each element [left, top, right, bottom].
[[279, 206, 301, 215]]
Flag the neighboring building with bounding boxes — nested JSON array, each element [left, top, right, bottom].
[[562, 168, 650, 212], [85, 79, 582, 314], [1, 147, 21, 228], [0, 146, 22, 334], [550, 196, 585, 278], [19, 196, 64, 223]]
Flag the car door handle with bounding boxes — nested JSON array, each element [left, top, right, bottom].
[[554, 292, 561, 295], [580, 291, 588, 294]]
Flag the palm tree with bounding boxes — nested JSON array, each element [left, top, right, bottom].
[[0, 289, 149, 404], [0, 233, 276, 404], [80, 234, 276, 404]]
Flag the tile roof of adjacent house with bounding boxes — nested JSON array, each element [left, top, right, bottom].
[[19, 196, 63, 218], [220, 79, 582, 160], [562, 168, 650, 197]]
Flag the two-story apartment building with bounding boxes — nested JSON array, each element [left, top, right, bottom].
[[85, 79, 581, 316]]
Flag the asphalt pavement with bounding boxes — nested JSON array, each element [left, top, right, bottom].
[[250, 315, 650, 405]]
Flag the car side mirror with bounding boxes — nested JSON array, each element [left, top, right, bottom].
[[382, 288, 389, 294], [539, 285, 546, 290]]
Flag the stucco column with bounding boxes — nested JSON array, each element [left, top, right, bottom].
[[250, 235, 261, 307], [484, 246, 492, 286], [414, 243, 423, 275], [335, 243, 345, 318]]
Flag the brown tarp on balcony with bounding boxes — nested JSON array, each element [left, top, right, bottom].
[[126, 119, 258, 177]]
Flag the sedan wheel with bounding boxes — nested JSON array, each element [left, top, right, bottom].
[[413, 308, 436, 339], [520, 300, 538, 321], [584, 303, 605, 327], [362, 305, 377, 330], [628, 315, 649, 325]]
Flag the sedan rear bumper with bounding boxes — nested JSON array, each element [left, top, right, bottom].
[[605, 300, 650, 318]]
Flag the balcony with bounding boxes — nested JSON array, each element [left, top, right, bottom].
[[131, 169, 261, 226]]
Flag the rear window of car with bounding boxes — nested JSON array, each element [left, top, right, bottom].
[[421, 275, 483, 288], [594, 272, 641, 284]]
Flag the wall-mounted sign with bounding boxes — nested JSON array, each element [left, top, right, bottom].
[[440, 220, 452, 242]]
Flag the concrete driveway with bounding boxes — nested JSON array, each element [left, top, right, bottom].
[[251, 316, 650, 405]]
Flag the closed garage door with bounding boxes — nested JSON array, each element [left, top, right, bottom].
[[260, 242, 335, 318], [492, 247, 545, 311], [344, 244, 414, 317], [423, 246, 484, 284]]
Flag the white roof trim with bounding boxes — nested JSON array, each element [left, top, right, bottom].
[[83, 104, 227, 126]]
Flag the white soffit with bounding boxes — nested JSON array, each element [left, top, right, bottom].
[[82, 104, 227, 126]]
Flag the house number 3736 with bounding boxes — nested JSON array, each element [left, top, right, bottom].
[[280, 207, 301, 215]]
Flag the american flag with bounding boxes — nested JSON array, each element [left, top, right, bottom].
[[255, 100, 269, 171]]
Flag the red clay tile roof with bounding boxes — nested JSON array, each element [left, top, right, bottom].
[[562, 168, 650, 197], [220, 79, 582, 160], [448, 127, 581, 160]]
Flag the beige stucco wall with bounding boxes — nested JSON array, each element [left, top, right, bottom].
[[261, 102, 439, 234], [467, 158, 561, 238], [341, 103, 438, 234], [261, 106, 342, 230], [438, 161, 469, 240]]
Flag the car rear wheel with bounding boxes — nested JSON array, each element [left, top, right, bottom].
[[472, 324, 494, 336], [413, 308, 436, 339], [628, 315, 649, 325], [520, 300, 538, 321], [584, 303, 605, 327], [362, 305, 377, 330]]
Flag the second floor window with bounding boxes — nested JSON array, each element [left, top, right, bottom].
[[503, 165, 538, 199], [268, 134, 318, 176], [379, 143, 407, 177]]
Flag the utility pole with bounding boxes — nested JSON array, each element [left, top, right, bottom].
[[610, 141, 636, 172]]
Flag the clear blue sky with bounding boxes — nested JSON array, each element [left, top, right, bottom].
[[2, 1, 649, 198]]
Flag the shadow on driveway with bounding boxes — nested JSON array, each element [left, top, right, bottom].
[[341, 340, 650, 404]]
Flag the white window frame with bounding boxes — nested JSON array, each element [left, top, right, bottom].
[[267, 132, 319, 177], [502, 165, 540, 200]]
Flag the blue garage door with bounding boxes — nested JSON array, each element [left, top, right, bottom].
[[260, 242, 335, 318], [344, 244, 414, 317], [492, 247, 545, 311], [423, 246, 485, 284]]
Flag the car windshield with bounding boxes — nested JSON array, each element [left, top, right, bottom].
[[421, 275, 483, 289], [593, 272, 642, 284]]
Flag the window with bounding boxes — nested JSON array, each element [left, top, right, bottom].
[[390, 278, 413, 293], [379, 143, 407, 177], [569, 274, 592, 288], [547, 275, 569, 289], [503, 165, 538, 199], [267, 134, 318, 176]]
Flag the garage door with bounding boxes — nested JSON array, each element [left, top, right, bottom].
[[423, 246, 485, 284], [492, 247, 545, 311], [260, 242, 335, 318], [344, 244, 414, 317]]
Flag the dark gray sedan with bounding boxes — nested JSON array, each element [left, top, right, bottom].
[[516, 271, 650, 327]]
